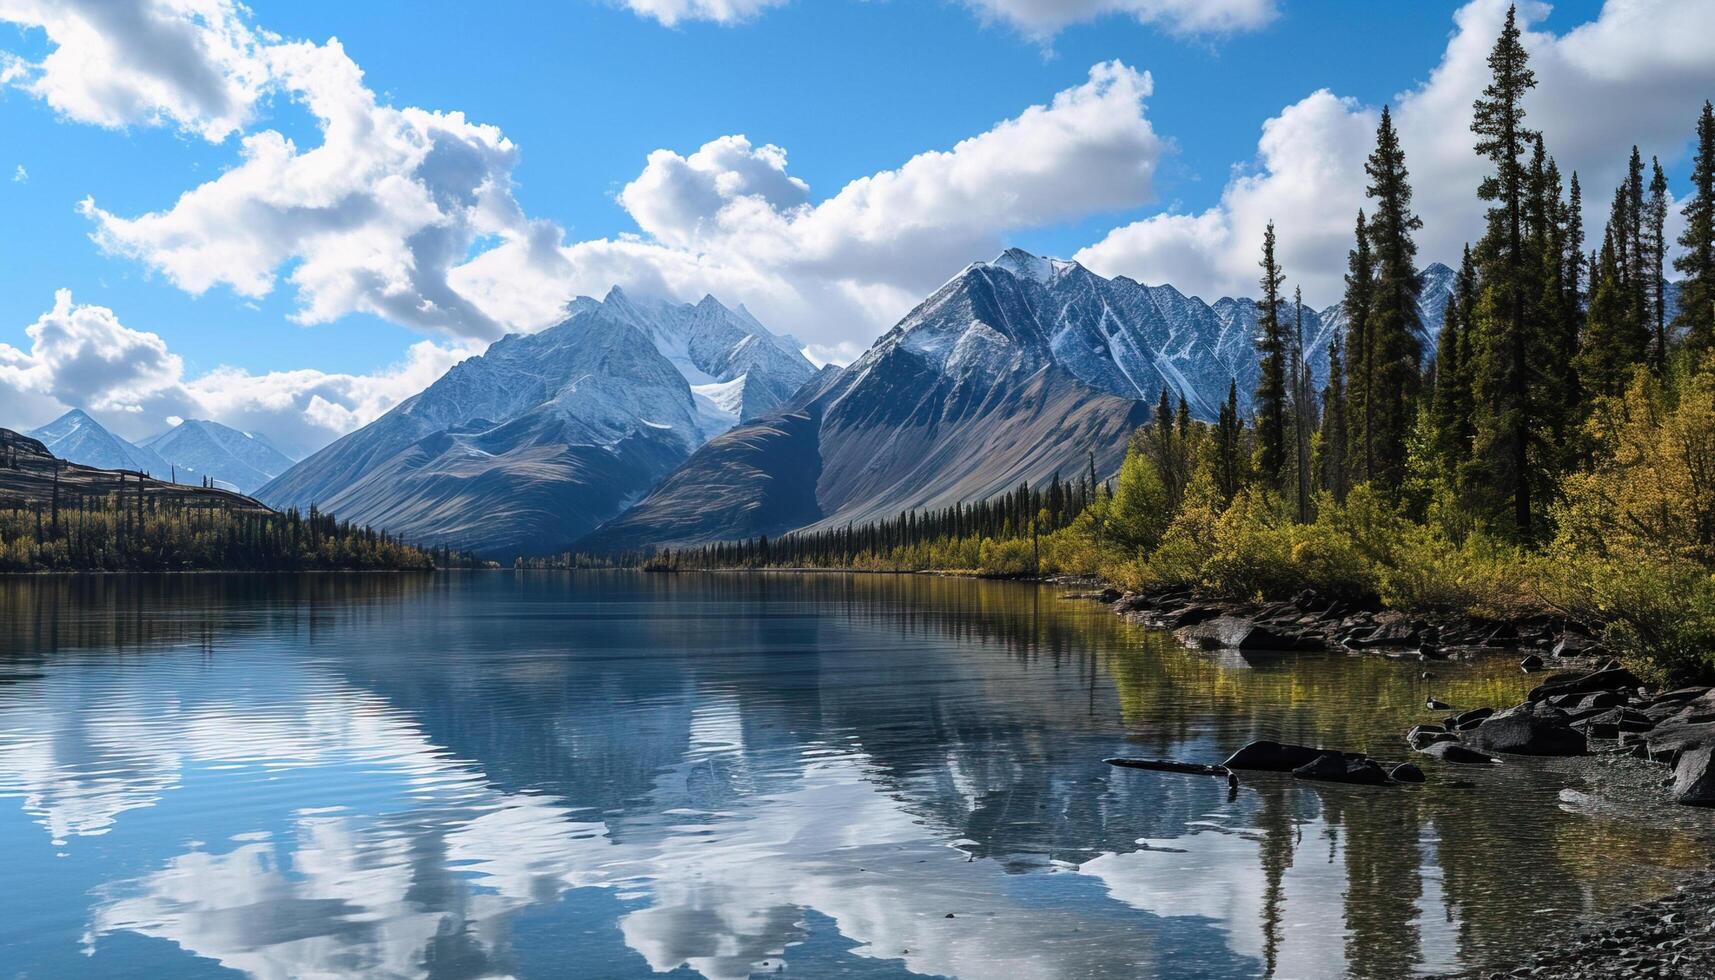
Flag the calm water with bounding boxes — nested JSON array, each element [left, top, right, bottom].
[[2, 573, 1712, 980]]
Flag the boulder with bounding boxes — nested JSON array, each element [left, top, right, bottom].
[[1519, 654, 1546, 672], [1344, 621, 1423, 649], [1574, 707, 1655, 740], [1159, 604, 1225, 629], [1112, 594, 1153, 615], [1293, 753, 1391, 785], [1222, 740, 1327, 772], [1644, 722, 1715, 763], [1390, 763, 1427, 783], [1407, 725, 1458, 750], [1176, 616, 1323, 652], [1526, 666, 1643, 703], [1551, 632, 1603, 658], [1671, 746, 1715, 807], [1444, 707, 1494, 730], [1467, 707, 1587, 756], [1417, 741, 1499, 765]]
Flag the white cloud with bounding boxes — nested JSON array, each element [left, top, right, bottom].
[[456, 60, 1164, 362], [961, 0, 1279, 40], [81, 37, 525, 341], [0, 290, 478, 455], [617, 0, 789, 27], [11, 164, 26, 182], [1078, 0, 1715, 306], [0, 0, 270, 141]]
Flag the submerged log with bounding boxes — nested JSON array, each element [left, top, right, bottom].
[[1104, 758, 1232, 777]]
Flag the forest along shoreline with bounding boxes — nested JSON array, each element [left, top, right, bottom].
[[1059, 578, 1715, 980]]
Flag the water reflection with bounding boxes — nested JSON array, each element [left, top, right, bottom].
[[0, 572, 1710, 979]]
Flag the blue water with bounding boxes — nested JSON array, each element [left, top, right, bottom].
[[1, 572, 1710, 979]]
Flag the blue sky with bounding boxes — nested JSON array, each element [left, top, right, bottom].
[[2, 0, 1707, 452]]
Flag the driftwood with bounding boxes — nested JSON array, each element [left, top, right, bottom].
[[1103, 758, 1232, 777]]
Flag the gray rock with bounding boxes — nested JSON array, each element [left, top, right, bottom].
[[1390, 763, 1427, 783], [1671, 745, 1715, 807], [1176, 615, 1323, 652], [1468, 707, 1588, 756], [1293, 752, 1391, 785], [1417, 741, 1499, 765], [1527, 666, 1642, 703], [1221, 740, 1328, 772]]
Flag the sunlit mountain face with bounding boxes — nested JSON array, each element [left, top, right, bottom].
[[2, 573, 1709, 980]]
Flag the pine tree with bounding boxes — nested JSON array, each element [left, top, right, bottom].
[[1318, 330, 1349, 502], [1215, 381, 1245, 504], [1255, 221, 1289, 489], [1579, 224, 1646, 397], [1677, 101, 1715, 353], [1291, 286, 1314, 521], [1468, 2, 1541, 540], [1648, 157, 1670, 370], [1431, 283, 1471, 478], [1343, 210, 1376, 483], [1362, 104, 1426, 497]]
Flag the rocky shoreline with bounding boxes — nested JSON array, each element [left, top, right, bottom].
[[1071, 582, 1715, 976]]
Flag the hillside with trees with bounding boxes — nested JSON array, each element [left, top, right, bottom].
[[1, 427, 440, 572]]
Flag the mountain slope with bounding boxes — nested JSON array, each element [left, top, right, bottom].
[[141, 419, 296, 493], [1, 427, 269, 514], [579, 249, 1462, 554], [28, 410, 175, 476], [256, 311, 706, 558]]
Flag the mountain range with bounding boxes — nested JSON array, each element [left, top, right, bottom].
[[19, 251, 1469, 560], [253, 290, 820, 558], [24, 410, 297, 494], [577, 251, 1457, 553]]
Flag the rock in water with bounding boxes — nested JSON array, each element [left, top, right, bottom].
[[1389, 763, 1427, 783], [1672, 746, 1715, 806], [1406, 726, 1457, 750], [1221, 740, 1327, 772], [1293, 753, 1390, 785], [1175, 615, 1322, 652], [1467, 705, 1587, 756], [1527, 666, 1642, 702], [1416, 741, 1500, 765]]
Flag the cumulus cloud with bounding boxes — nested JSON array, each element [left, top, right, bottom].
[[1078, 0, 1715, 306], [616, 0, 790, 27], [456, 60, 1164, 362], [961, 0, 1279, 40], [81, 37, 524, 341], [0, 0, 270, 141], [0, 291, 477, 454]]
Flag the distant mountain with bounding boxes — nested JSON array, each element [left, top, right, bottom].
[[257, 311, 715, 558], [256, 290, 816, 558], [140, 419, 297, 494], [28, 410, 174, 476], [578, 251, 1461, 554]]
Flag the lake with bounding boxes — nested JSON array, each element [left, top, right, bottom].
[[2, 572, 1711, 979]]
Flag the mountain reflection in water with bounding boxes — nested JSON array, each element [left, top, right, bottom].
[[1, 572, 1710, 979]]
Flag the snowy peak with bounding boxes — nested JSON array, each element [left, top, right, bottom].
[[873, 248, 1455, 421], [28, 409, 174, 476], [141, 419, 297, 493]]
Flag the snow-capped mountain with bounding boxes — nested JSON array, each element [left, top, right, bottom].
[[580, 250, 1459, 554], [28, 410, 175, 476], [571, 287, 818, 433], [140, 419, 297, 494], [256, 310, 722, 558]]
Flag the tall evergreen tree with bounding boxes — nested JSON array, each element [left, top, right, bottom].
[[1430, 286, 1471, 478], [1676, 101, 1715, 353], [1342, 210, 1376, 483], [1648, 157, 1670, 370], [1319, 330, 1349, 502], [1215, 381, 1245, 504], [1361, 105, 1425, 496], [1255, 221, 1289, 488], [1579, 223, 1648, 397], [1468, 2, 1541, 539], [1291, 286, 1313, 521]]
